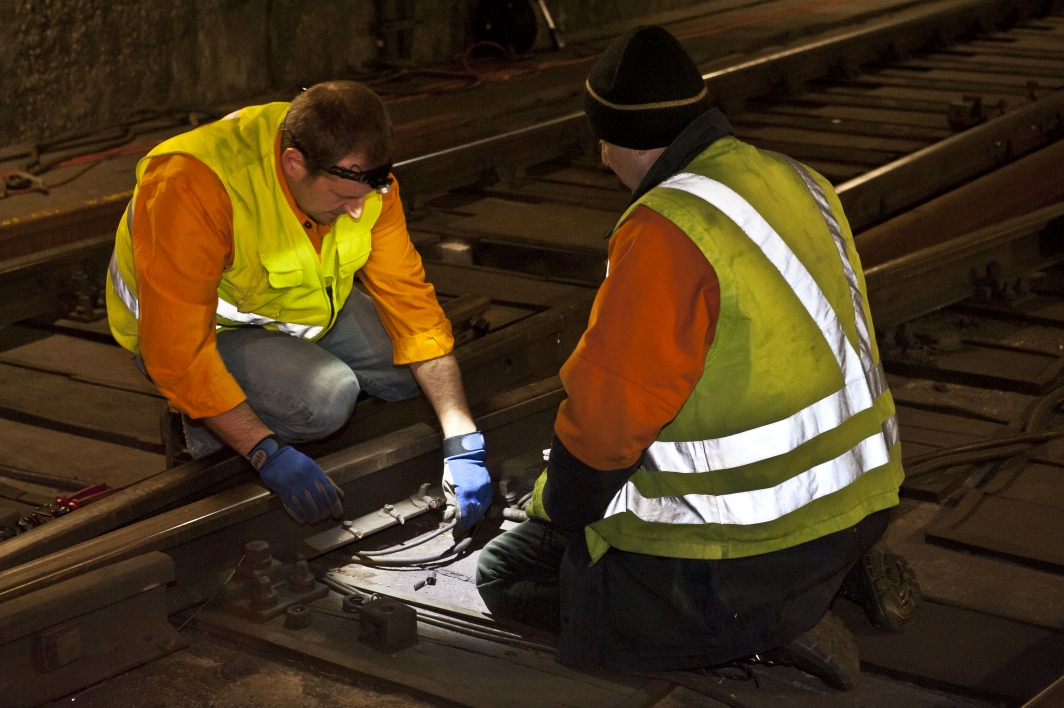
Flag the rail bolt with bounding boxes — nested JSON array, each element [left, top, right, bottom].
[[250, 574, 279, 610], [244, 540, 273, 569], [342, 593, 366, 614], [288, 559, 316, 593], [284, 605, 312, 629]]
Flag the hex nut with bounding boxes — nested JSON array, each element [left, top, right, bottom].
[[244, 540, 272, 567], [342, 593, 366, 614], [288, 560, 316, 593], [285, 605, 312, 629], [250, 574, 279, 610]]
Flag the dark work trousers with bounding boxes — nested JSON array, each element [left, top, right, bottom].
[[476, 509, 890, 671]]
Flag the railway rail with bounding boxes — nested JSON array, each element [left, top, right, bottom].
[[2, 0, 1064, 706]]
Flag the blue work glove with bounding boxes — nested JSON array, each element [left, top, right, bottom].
[[441, 431, 493, 531], [249, 435, 343, 525]]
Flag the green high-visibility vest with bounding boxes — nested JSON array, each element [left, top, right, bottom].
[[583, 137, 903, 564], [106, 102, 382, 354]]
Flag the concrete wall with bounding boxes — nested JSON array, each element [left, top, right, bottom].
[[1, 0, 275, 149], [553, 0, 728, 39], [0, 0, 710, 150]]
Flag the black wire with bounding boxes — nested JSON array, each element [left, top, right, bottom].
[[1024, 384, 1064, 433], [319, 575, 375, 604], [350, 536, 473, 566], [19, 108, 218, 176], [356, 520, 458, 557], [175, 554, 245, 632], [905, 444, 1035, 479], [904, 429, 1064, 468], [902, 380, 1064, 479]]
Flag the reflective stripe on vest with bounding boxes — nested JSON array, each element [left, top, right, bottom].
[[606, 168, 896, 526], [607, 431, 891, 525], [109, 202, 324, 340]]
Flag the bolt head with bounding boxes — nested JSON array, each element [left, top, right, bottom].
[[244, 540, 271, 565]]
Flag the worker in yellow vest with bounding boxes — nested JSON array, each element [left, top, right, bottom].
[[107, 82, 491, 529], [476, 27, 920, 689]]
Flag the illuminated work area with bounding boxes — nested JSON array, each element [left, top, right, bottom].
[[1, 2, 1064, 706]]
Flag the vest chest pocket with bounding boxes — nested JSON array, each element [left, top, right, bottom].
[[337, 236, 372, 279], [259, 249, 304, 290]]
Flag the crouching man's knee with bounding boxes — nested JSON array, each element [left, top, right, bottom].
[[268, 361, 360, 442]]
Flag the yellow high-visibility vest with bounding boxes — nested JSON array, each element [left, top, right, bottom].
[[107, 102, 382, 353], [547, 137, 904, 563]]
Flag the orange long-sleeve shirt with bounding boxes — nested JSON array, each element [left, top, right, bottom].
[[554, 205, 721, 471], [131, 138, 451, 419]]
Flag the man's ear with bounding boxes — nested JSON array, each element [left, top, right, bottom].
[[279, 147, 308, 181]]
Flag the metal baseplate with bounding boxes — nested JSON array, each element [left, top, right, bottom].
[[219, 540, 328, 623], [359, 597, 419, 652]]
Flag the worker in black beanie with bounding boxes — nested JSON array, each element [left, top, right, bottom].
[[584, 24, 713, 150], [477, 25, 920, 691]]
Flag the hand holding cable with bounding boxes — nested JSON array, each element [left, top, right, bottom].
[[441, 431, 493, 530], [249, 435, 343, 525]]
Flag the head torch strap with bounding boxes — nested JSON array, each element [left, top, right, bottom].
[[283, 118, 393, 191]]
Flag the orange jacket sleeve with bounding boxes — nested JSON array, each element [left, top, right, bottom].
[[554, 205, 721, 471], [132, 154, 247, 419], [358, 178, 454, 365]]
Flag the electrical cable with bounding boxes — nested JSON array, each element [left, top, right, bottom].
[[904, 429, 1064, 468], [1, 109, 206, 198], [319, 574, 376, 604], [41, 159, 108, 191], [1024, 384, 1064, 433], [2, 0, 856, 194], [175, 554, 244, 632], [350, 536, 474, 567], [356, 520, 458, 557], [903, 379, 1064, 479], [904, 443, 1041, 479]]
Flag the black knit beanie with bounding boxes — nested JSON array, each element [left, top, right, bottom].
[[585, 25, 712, 150]]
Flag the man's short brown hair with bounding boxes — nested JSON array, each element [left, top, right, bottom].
[[282, 81, 393, 173]]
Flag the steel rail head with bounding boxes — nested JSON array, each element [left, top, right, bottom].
[[391, 0, 1054, 207], [865, 200, 1064, 328], [840, 88, 1064, 231], [0, 376, 565, 606]]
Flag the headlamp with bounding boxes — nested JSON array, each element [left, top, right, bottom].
[[282, 122, 394, 194], [319, 161, 394, 194]]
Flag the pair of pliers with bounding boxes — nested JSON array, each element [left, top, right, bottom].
[[56, 483, 115, 511]]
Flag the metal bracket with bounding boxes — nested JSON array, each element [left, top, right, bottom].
[[302, 486, 446, 555], [219, 541, 328, 623]]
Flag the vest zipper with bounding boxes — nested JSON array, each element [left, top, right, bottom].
[[326, 285, 336, 329]]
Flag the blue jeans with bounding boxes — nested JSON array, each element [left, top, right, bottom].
[[181, 289, 420, 458]]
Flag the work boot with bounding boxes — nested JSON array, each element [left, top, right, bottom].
[[160, 408, 193, 469], [838, 543, 921, 632], [758, 611, 860, 691]]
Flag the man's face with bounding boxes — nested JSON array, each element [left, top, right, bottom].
[[281, 148, 378, 226]]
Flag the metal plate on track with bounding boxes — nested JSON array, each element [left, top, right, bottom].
[[926, 464, 1064, 573], [896, 404, 1006, 501], [833, 598, 1064, 705]]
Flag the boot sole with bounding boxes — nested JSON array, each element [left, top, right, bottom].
[[762, 611, 860, 691]]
